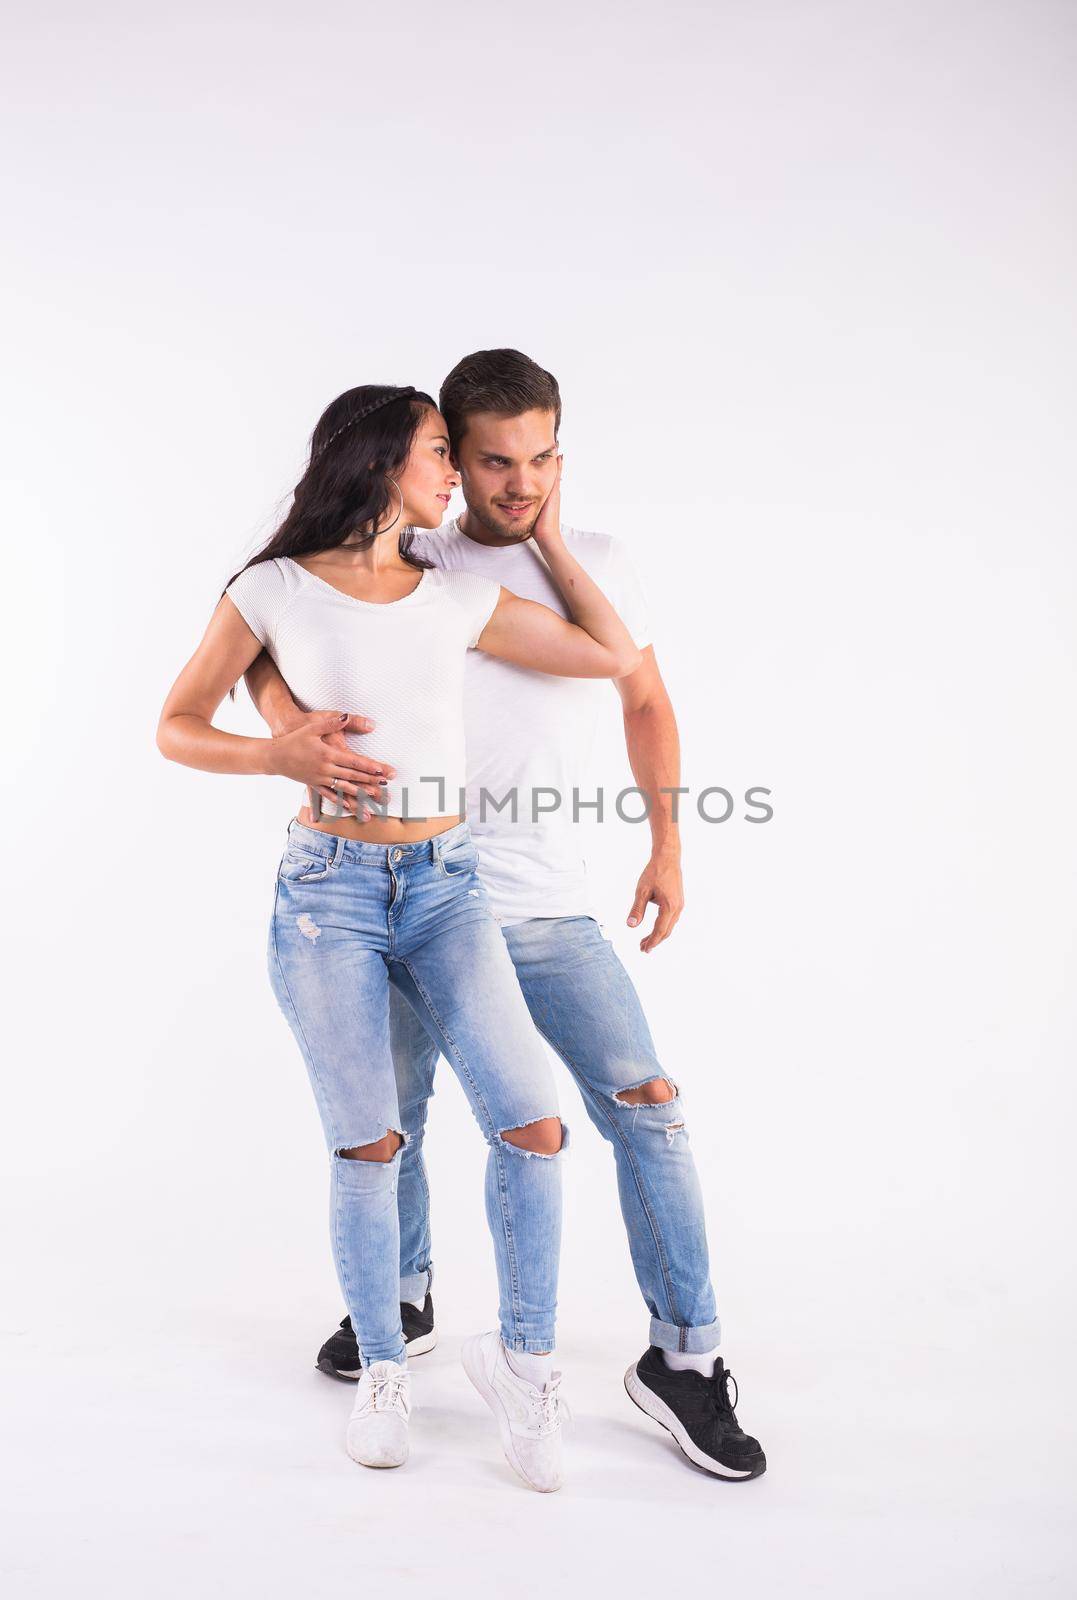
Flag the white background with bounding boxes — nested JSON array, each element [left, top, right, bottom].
[[3, 2, 1075, 1595]]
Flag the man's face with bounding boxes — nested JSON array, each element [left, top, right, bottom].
[[453, 409, 559, 543]]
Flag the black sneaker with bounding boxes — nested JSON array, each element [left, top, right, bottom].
[[624, 1346, 767, 1480], [315, 1294, 437, 1380]]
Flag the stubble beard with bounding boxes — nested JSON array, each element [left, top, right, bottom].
[[468, 501, 540, 544]]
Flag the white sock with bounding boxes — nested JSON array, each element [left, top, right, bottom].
[[662, 1345, 720, 1379], [406, 1296, 426, 1311], [505, 1345, 554, 1388]]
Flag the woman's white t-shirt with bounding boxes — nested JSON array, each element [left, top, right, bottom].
[[224, 555, 500, 818]]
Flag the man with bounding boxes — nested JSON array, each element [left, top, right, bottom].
[[245, 349, 766, 1482]]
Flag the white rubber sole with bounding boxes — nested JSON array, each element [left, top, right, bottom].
[[623, 1363, 761, 1480], [345, 1434, 409, 1469], [461, 1335, 562, 1494]]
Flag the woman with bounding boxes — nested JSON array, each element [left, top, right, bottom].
[[156, 384, 640, 1490]]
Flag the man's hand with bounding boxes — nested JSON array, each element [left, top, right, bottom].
[[267, 710, 395, 819], [627, 848, 685, 953]]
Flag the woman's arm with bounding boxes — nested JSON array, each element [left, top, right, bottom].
[[475, 460, 643, 680], [156, 593, 365, 789]]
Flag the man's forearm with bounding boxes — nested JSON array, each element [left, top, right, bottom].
[[623, 698, 682, 856], [244, 649, 300, 735]]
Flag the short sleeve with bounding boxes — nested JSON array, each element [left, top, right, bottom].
[[446, 570, 502, 648], [224, 559, 288, 648], [603, 539, 652, 650]]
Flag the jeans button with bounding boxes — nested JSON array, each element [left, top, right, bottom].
[[390, 847, 402, 863]]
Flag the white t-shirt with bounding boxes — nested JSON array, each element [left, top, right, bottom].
[[225, 555, 500, 818], [408, 520, 651, 925]]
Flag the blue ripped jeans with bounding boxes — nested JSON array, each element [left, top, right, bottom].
[[268, 818, 565, 1366], [388, 914, 721, 1354]]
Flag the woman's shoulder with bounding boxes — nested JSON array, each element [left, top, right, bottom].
[[223, 556, 300, 643], [425, 566, 501, 599], [423, 567, 501, 646], [229, 554, 314, 593], [225, 555, 293, 601]]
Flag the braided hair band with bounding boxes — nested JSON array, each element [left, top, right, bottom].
[[315, 386, 419, 456]]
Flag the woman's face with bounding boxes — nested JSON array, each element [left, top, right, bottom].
[[395, 407, 459, 528]]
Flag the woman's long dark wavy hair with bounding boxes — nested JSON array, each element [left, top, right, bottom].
[[222, 384, 437, 700]]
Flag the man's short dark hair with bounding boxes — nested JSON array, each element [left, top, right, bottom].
[[439, 348, 561, 448]]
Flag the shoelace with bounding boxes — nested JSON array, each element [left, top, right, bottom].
[[533, 1376, 572, 1433], [709, 1366, 741, 1430], [367, 1370, 409, 1413]]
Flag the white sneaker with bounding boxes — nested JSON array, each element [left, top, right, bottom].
[[461, 1331, 566, 1493], [346, 1360, 410, 1468]]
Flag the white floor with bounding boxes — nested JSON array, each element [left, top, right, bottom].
[[4, 1305, 1073, 1598]]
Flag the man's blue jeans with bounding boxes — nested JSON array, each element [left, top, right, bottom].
[[389, 913, 721, 1354]]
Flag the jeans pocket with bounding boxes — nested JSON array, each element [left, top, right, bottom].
[[438, 839, 479, 878], [278, 846, 334, 884]]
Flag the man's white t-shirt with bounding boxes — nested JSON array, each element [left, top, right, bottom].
[[408, 519, 651, 926]]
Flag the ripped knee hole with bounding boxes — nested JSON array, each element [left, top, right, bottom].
[[615, 1077, 677, 1106], [499, 1116, 564, 1156], [338, 1130, 404, 1163]]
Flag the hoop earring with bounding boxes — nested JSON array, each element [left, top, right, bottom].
[[373, 475, 404, 538]]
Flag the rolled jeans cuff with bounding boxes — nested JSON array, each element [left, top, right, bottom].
[[360, 1338, 408, 1368], [399, 1264, 433, 1303], [648, 1314, 723, 1354]]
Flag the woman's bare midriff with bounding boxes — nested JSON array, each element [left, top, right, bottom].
[[294, 800, 464, 844]]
